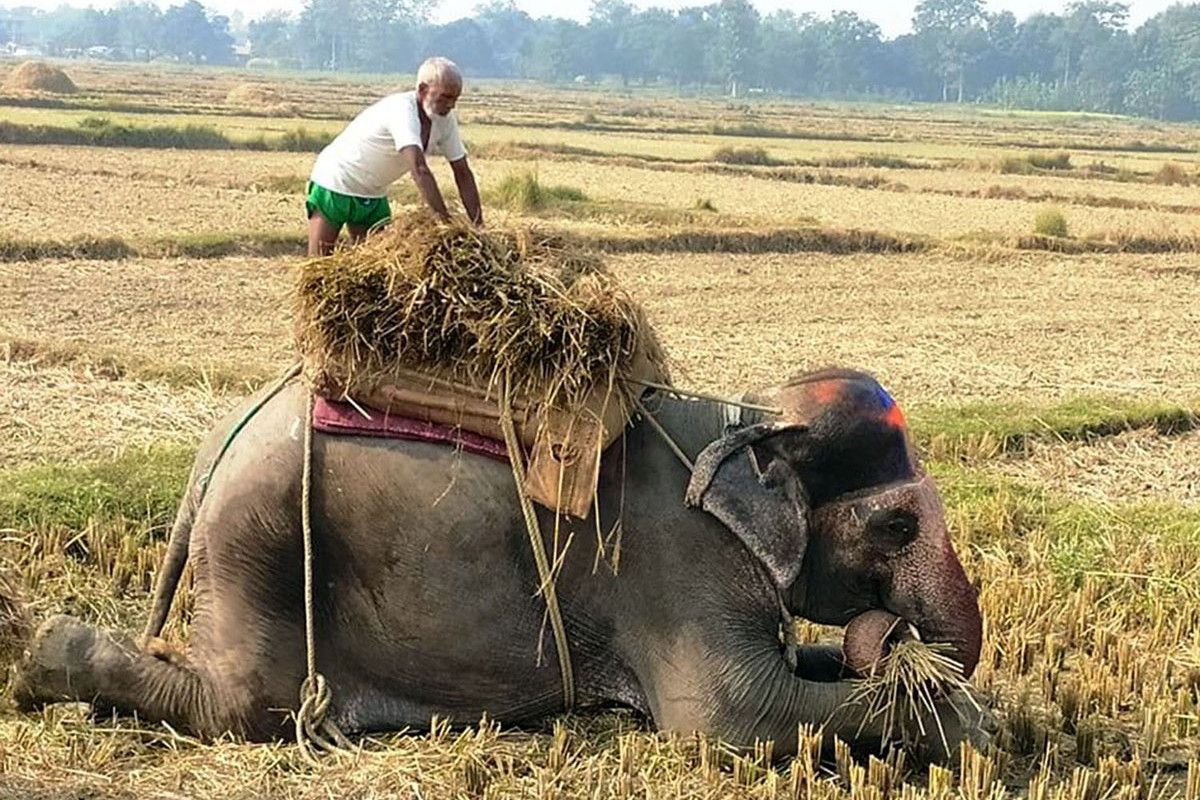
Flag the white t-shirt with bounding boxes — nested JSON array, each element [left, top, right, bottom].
[[309, 91, 467, 199]]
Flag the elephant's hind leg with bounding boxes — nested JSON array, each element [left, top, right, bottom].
[[12, 614, 275, 739]]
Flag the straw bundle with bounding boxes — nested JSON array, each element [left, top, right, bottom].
[[3, 61, 77, 94], [850, 636, 976, 755], [294, 211, 665, 411]]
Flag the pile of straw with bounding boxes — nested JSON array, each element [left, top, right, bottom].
[[294, 211, 664, 409], [3, 61, 77, 94], [225, 83, 296, 116], [850, 636, 977, 756]]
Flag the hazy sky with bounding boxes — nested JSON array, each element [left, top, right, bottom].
[[7, 0, 1181, 38]]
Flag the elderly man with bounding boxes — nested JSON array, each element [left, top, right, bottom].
[[305, 56, 482, 256]]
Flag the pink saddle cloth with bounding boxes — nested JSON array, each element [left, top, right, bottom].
[[312, 396, 509, 463]]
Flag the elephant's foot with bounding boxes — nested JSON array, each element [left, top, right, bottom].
[[11, 614, 104, 711], [12, 614, 289, 741]]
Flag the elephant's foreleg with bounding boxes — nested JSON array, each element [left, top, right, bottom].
[[12, 615, 278, 739]]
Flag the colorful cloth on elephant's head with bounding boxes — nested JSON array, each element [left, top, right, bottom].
[[872, 384, 907, 431], [776, 371, 906, 433]]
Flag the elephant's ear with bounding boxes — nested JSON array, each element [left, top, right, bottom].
[[685, 422, 811, 589]]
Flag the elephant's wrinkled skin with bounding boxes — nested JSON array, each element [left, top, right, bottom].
[[13, 368, 988, 758]]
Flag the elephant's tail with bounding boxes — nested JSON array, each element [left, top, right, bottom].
[[142, 471, 200, 641]]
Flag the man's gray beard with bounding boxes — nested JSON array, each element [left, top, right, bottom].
[[423, 100, 445, 118]]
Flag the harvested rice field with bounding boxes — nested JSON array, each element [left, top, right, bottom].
[[2, 60, 1199, 800]]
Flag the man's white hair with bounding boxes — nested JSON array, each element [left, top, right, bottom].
[[416, 57, 462, 89]]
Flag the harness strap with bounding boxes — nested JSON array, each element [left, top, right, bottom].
[[198, 363, 303, 495], [633, 394, 694, 472], [623, 378, 782, 416]]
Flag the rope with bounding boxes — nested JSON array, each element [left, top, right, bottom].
[[633, 395, 694, 472], [296, 388, 352, 765], [198, 362, 303, 495], [622, 378, 783, 416], [498, 371, 575, 710]]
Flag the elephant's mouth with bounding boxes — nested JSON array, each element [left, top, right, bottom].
[[841, 610, 916, 675]]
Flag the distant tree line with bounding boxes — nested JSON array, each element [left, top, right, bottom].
[[4, 0, 1200, 120]]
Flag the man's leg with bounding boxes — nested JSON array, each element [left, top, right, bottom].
[[308, 211, 341, 256], [346, 196, 391, 245], [345, 223, 372, 245]]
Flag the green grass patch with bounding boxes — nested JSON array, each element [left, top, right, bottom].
[[909, 396, 1199, 462], [0, 118, 332, 152], [0, 235, 133, 261], [1028, 152, 1072, 170], [931, 460, 1200, 588], [486, 171, 587, 212], [584, 226, 927, 255], [0, 444, 195, 535], [1032, 206, 1069, 238], [997, 152, 1072, 174], [700, 163, 891, 189], [1011, 231, 1200, 254], [0, 232, 305, 262], [1, 334, 275, 392], [469, 140, 627, 162], [474, 114, 888, 144], [814, 154, 932, 170], [1153, 162, 1192, 186], [1119, 139, 1192, 153], [251, 174, 309, 194], [268, 126, 333, 152], [145, 231, 305, 259]]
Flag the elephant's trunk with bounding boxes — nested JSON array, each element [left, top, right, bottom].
[[842, 609, 906, 672], [890, 509, 982, 678]]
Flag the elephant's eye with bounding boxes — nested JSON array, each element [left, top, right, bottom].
[[868, 509, 919, 548]]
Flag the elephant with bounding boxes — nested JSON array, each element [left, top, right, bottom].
[[13, 367, 989, 759]]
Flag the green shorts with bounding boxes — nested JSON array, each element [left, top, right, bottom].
[[305, 181, 391, 230]]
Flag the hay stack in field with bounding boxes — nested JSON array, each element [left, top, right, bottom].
[[3, 61, 77, 94], [294, 210, 665, 414], [226, 82, 278, 105]]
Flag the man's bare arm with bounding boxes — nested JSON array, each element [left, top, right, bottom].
[[451, 157, 483, 226], [399, 145, 451, 220]]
